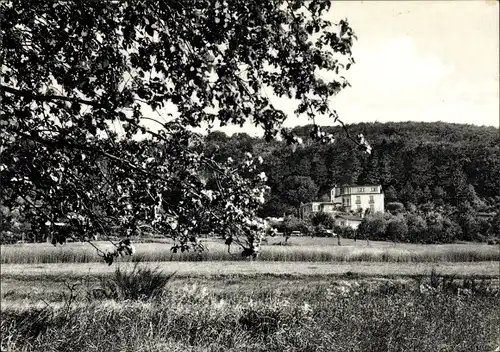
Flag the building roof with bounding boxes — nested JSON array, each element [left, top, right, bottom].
[[340, 192, 384, 196], [300, 201, 326, 206], [300, 201, 341, 208], [333, 184, 381, 188]]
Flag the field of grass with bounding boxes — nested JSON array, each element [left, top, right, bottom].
[[2, 237, 498, 351], [1, 265, 499, 352], [1, 237, 499, 264], [2, 261, 500, 280]]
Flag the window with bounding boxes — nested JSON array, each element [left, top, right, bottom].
[[357, 187, 365, 192], [356, 195, 361, 204], [356, 204, 361, 209], [371, 187, 377, 192], [369, 195, 374, 203], [370, 204, 375, 212]]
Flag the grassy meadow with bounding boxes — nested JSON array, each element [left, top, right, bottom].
[[2, 261, 500, 280], [1, 236, 499, 264], [1, 265, 499, 352], [1, 237, 499, 351]]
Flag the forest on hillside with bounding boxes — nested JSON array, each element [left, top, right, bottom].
[[206, 122, 500, 214], [205, 122, 500, 243], [2, 122, 499, 244]]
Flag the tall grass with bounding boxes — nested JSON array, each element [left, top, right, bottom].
[[2, 282, 499, 352], [1, 239, 499, 264], [92, 263, 176, 301]]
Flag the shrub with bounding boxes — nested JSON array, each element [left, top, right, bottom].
[[94, 263, 176, 301], [386, 202, 405, 215], [358, 213, 388, 240], [405, 213, 427, 242], [386, 216, 408, 242], [310, 212, 335, 228], [342, 226, 355, 239], [419, 268, 499, 297]]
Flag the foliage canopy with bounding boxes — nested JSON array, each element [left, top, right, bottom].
[[0, 0, 361, 260]]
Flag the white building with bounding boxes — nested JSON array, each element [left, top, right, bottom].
[[334, 214, 363, 229], [331, 184, 385, 214], [300, 184, 385, 218]]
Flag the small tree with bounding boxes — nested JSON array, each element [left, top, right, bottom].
[[281, 215, 308, 243], [0, 0, 368, 262], [358, 213, 388, 240], [490, 211, 500, 237], [386, 202, 405, 215], [432, 187, 447, 206], [384, 185, 398, 203], [342, 226, 354, 239], [424, 211, 459, 244], [279, 176, 319, 214], [386, 216, 408, 243], [477, 218, 492, 238], [310, 212, 335, 229], [405, 213, 427, 243], [455, 202, 479, 241]]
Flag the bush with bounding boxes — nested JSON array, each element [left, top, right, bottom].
[[342, 226, 355, 239], [358, 213, 389, 240], [386, 216, 408, 242], [419, 268, 499, 297], [386, 202, 405, 215], [94, 263, 176, 301], [405, 213, 427, 243], [310, 212, 335, 228], [277, 216, 312, 237]]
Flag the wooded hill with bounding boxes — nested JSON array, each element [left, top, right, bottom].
[[205, 122, 500, 217], [2, 121, 499, 244]]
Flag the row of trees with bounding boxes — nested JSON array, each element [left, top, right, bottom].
[[358, 205, 500, 244], [275, 201, 500, 244]]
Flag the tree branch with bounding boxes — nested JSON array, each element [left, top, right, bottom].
[[0, 84, 102, 107]]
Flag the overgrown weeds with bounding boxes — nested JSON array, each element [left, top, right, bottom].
[[417, 267, 499, 297], [2, 284, 499, 352], [91, 263, 176, 301]]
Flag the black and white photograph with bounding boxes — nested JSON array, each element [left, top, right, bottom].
[[0, 0, 499, 351]]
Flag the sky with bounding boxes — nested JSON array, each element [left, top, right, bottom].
[[322, 0, 500, 128], [141, 1, 500, 137]]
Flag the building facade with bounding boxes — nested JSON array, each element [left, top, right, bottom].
[[300, 184, 385, 218], [333, 184, 385, 214], [334, 215, 363, 229], [299, 202, 338, 218]]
